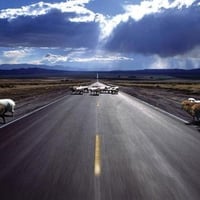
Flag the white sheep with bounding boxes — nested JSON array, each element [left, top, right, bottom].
[[181, 99, 200, 121], [188, 98, 200, 103], [0, 99, 15, 116]]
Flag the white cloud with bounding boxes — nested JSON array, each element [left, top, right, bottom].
[[98, 0, 199, 48], [180, 46, 200, 60], [149, 46, 200, 69], [124, 0, 169, 21], [1, 0, 195, 44], [123, 0, 196, 21], [174, 59, 187, 68], [3, 49, 29, 58], [150, 56, 169, 69], [69, 54, 133, 63], [43, 53, 68, 63], [99, 14, 129, 41], [171, 46, 200, 68], [41, 49, 133, 64], [0, 0, 95, 22], [1, 49, 31, 64], [100, 0, 197, 40], [190, 59, 200, 68], [64, 48, 133, 63], [0, 2, 48, 19], [0, 0, 198, 69], [170, 0, 196, 8], [40, 47, 60, 50]]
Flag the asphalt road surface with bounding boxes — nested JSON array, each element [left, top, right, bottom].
[[0, 82, 200, 200]]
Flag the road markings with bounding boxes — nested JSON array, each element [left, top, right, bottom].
[[96, 102, 100, 107], [94, 134, 101, 176]]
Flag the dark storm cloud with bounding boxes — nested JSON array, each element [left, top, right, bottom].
[[0, 9, 100, 48], [105, 3, 200, 57]]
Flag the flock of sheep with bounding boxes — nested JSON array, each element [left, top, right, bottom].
[[0, 99, 15, 124], [71, 85, 119, 95], [181, 98, 200, 121]]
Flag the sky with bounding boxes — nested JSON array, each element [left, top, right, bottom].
[[0, 0, 199, 71]]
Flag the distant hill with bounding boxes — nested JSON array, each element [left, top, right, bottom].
[[0, 64, 66, 70], [106, 69, 200, 79], [0, 67, 96, 78], [0, 67, 65, 78], [0, 64, 200, 79]]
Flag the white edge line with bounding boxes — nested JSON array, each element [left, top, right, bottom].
[[0, 94, 69, 129], [120, 91, 189, 124]]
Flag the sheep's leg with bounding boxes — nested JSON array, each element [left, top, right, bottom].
[[194, 115, 199, 122], [3, 115, 6, 124], [0, 115, 6, 124]]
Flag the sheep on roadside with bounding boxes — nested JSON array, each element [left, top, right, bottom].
[[71, 86, 84, 95], [0, 104, 6, 124], [188, 98, 200, 103], [181, 100, 200, 121], [191, 103, 200, 121], [0, 99, 15, 116], [181, 100, 195, 113], [188, 98, 196, 102]]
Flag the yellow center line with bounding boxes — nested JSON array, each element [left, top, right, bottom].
[[94, 134, 101, 176]]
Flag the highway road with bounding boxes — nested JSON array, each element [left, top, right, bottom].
[[0, 82, 200, 200]]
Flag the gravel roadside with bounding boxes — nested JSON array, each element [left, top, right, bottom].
[[120, 86, 200, 123]]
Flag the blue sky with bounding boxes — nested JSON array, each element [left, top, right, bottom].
[[0, 0, 199, 70]]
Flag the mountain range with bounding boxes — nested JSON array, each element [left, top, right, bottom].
[[0, 64, 200, 79]]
